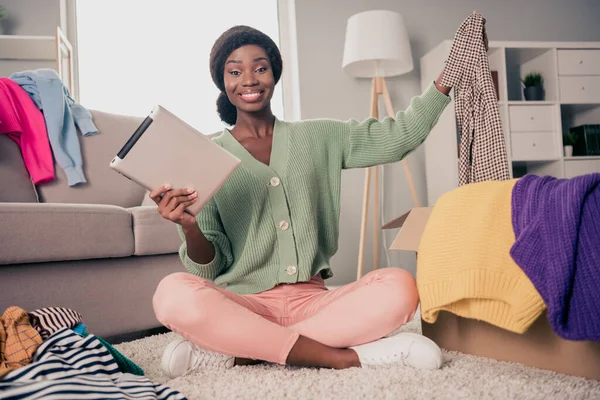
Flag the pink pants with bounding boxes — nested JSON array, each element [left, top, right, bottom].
[[153, 268, 418, 365]]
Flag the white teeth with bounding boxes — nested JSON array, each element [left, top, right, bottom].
[[241, 92, 261, 100]]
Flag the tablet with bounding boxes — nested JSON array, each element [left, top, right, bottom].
[[109, 105, 241, 216]]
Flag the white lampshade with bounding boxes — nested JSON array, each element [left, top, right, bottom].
[[342, 10, 414, 78]]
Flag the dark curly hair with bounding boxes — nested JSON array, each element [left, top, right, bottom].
[[209, 25, 283, 126]]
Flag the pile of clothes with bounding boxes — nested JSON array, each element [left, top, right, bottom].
[[417, 172, 600, 341], [417, 11, 600, 343], [0, 306, 186, 399], [0, 69, 98, 187]]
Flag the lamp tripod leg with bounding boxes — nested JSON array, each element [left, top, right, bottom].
[[357, 78, 380, 280], [357, 166, 371, 280], [357, 78, 422, 280], [381, 79, 420, 208]]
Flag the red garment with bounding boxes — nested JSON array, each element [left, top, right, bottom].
[[0, 78, 54, 184]]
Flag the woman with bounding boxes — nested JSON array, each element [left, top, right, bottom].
[[150, 23, 467, 378]]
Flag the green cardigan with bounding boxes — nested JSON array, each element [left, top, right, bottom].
[[177, 82, 451, 294]]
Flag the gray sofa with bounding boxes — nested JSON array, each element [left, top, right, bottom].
[[0, 110, 185, 340]]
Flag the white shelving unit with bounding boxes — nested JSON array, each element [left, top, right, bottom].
[[0, 26, 74, 95], [420, 40, 600, 206], [0, 35, 58, 60]]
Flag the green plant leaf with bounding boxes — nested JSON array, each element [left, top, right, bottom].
[[522, 72, 544, 87], [564, 131, 578, 146]]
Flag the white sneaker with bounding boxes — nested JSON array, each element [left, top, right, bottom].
[[350, 332, 443, 370], [161, 338, 235, 378]]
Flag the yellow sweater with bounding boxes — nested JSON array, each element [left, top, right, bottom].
[[417, 179, 545, 333]]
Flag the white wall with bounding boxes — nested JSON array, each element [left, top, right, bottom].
[[294, 0, 600, 285]]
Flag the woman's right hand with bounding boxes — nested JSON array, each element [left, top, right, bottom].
[[148, 184, 198, 228]]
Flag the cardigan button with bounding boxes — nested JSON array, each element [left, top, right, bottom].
[[286, 265, 297, 275], [279, 220, 289, 230], [270, 177, 280, 187]]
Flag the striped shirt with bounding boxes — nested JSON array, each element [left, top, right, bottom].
[[0, 328, 186, 400], [28, 307, 83, 340]]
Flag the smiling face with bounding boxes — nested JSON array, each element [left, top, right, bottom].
[[223, 44, 275, 118]]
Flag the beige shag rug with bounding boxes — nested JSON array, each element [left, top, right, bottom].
[[114, 316, 600, 400]]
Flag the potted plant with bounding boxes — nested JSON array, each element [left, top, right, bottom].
[[0, 5, 7, 35], [563, 131, 577, 157], [522, 72, 544, 101]]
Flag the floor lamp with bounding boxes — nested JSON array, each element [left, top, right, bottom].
[[342, 10, 419, 280]]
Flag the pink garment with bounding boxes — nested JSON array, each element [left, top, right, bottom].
[[0, 78, 54, 184], [153, 268, 419, 365]]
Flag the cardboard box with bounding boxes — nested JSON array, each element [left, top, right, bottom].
[[383, 207, 600, 381]]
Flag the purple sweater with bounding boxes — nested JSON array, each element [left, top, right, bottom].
[[510, 173, 600, 341]]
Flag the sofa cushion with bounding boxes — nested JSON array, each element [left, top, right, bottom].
[[0, 135, 39, 203], [36, 110, 146, 208], [0, 203, 134, 265], [128, 206, 181, 256], [141, 190, 155, 206]]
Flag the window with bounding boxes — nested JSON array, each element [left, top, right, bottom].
[[75, 0, 284, 134]]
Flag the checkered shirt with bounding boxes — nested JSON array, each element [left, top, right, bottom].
[[0, 306, 43, 377], [440, 13, 511, 185]]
